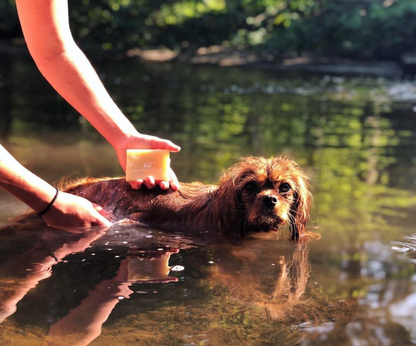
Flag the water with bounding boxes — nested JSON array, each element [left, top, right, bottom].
[[1, 60, 416, 345]]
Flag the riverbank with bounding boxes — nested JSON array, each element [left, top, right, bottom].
[[127, 45, 405, 78], [0, 42, 408, 79]]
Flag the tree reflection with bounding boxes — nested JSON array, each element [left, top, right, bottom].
[[2, 60, 416, 344]]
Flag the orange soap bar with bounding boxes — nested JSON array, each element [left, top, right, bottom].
[[127, 256, 171, 282], [126, 149, 170, 182]]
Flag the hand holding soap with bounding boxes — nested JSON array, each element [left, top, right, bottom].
[[126, 149, 170, 182]]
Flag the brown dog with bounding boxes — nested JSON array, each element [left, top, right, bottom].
[[64, 156, 311, 239]]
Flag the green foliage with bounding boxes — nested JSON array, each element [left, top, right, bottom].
[[0, 0, 19, 40], [1, 0, 416, 60]]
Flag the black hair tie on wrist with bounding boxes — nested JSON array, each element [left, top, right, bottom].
[[38, 188, 59, 216]]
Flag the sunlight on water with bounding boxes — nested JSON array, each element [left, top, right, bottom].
[[1, 61, 416, 345]]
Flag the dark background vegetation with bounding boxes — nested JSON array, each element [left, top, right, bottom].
[[1, 0, 416, 61]]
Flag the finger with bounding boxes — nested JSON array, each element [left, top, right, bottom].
[[93, 204, 112, 219], [158, 181, 170, 190], [91, 206, 112, 227], [169, 169, 180, 191], [91, 214, 112, 227], [150, 138, 181, 152], [144, 176, 156, 189], [130, 180, 143, 190]]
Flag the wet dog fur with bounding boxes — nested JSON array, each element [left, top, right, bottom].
[[64, 156, 311, 239]]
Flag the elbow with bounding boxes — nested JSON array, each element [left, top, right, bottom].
[[27, 38, 77, 66]]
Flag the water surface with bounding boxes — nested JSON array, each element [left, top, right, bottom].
[[1, 60, 416, 345]]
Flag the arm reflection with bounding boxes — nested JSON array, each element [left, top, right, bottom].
[[0, 227, 107, 324], [45, 247, 179, 346]]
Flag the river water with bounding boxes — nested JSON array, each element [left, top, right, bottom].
[[1, 60, 416, 345]]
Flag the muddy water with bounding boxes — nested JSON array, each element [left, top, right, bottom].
[[1, 61, 416, 345]]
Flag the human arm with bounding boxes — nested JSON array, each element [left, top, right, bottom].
[[0, 145, 110, 228], [14, 0, 180, 190]]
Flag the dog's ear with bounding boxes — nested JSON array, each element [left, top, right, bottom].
[[289, 175, 312, 240]]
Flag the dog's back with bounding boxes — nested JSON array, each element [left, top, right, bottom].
[[65, 178, 218, 227]]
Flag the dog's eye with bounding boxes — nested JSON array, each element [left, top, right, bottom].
[[279, 183, 292, 193], [244, 182, 258, 192]]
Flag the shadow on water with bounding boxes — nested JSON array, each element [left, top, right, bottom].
[[2, 60, 416, 344]]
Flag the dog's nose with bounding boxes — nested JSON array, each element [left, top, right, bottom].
[[263, 195, 278, 208]]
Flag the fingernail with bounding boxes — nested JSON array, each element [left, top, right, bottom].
[[171, 182, 180, 191], [130, 180, 143, 190]]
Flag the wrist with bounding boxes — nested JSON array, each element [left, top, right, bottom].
[[31, 184, 60, 215], [37, 188, 59, 216], [109, 129, 139, 151], [0, 145, 59, 215]]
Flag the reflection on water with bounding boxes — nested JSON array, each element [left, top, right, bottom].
[[1, 60, 416, 344], [0, 226, 322, 345]]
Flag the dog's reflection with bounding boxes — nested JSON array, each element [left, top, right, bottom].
[[213, 233, 318, 320]]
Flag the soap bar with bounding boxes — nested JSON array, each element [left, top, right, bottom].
[[127, 255, 171, 282], [126, 149, 170, 182]]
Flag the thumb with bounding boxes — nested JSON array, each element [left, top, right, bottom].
[[150, 138, 181, 152]]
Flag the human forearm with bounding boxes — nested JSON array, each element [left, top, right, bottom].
[[0, 145, 111, 228], [0, 145, 58, 214], [15, 0, 180, 190], [15, 0, 135, 146], [32, 45, 136, 146]]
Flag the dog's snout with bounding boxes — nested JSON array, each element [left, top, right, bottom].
[[263, 195, 278, 208]]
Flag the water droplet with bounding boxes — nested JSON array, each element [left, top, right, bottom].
[[146, 235, 153, 238], [118, 296, 124, 300], [171, 265, 185, 272], [208, 261, 214, 264]]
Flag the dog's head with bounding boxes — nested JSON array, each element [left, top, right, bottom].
[[216, 157, 311, 239]]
